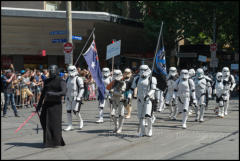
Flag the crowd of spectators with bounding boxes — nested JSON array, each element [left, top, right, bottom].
[[1, 64, 97, 117]]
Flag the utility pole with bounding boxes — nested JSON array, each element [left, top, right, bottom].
[[212, 10, 217, 73], [66, 1, 73, 65]]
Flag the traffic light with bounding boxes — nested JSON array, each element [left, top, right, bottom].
[[42, 50, 46, 56]]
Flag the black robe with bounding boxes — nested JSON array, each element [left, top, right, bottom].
[[37, 76, 67, 147]]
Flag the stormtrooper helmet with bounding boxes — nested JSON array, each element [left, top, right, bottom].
[[67, 65, 78, 77], [216, 72, 222, 81], [168, 67, 177, 77], [102, 67, 110, 78], [180, 69, 189, 81], [189, 69, 195, 78], [123, 68, 132, 78], [139, 65, 151, 78], [113, 69, 123, 81], [222, 67, 230, 79], [196, 68, 204, 79]]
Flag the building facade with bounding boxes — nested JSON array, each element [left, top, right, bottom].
[[1, 1, 154, 71]]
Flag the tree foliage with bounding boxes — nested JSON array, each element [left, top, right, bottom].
[[137, 1, 239, 52]]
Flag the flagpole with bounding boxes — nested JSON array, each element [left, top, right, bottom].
[[150, 21, 164, 77], [74, 28, 96, 66]]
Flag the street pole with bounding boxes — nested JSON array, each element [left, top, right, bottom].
[[66, 1, 73, 65], [212, 10, 216, 73]]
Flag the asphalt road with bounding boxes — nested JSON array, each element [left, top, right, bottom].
[[1, 97, 239, 160]]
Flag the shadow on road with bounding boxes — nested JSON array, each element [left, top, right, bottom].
[[5, 142, 44, 149]]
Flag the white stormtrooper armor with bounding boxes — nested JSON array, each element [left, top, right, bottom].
[[221, 67, 236, 116], [194, 68, 208, 122], [64, 65, 85, 131], [213, 72, 225, 117], [188, 68, 196, 115], [96, 67, 112, 123], [128, 65, 157, 137], [174, 69, 197, 129], [155, 88, 165, 112], [109, 69, 126, 133], [165, 67, 178, 120], [189, 69, 196, 79]]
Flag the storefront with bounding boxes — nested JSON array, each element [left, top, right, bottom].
[[1, 7, 153, 71]]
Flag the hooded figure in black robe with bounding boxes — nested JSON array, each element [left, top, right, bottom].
[[36, 65, 67, 147]]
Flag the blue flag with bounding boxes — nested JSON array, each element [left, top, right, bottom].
[[83, 40, 105, 103], [152, 47, 167, 91]]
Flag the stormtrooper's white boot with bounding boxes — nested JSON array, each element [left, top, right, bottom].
[[195, 106, 200, 121], [167, 104, 173, 118], [171, 106, 178, 120], [199, 105, 205, 122], [151, 115, 156, 124], [78, 112, 84, 129], [158, 102, 165, 112], [188, 106, 193, 115], [116, 116, 124, 133], [143, 118, 148, 126], [138, 118, 145, 137], [96, 108, 104, 123], [64, 113, 74, 131], [224, 101, 229, 116], [112, 116, 118, 133], [182, 111, 188, 129], [146, 117, 153, 137]]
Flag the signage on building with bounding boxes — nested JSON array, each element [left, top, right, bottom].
[[198, 55, 207, 62], [176, 52, 197, 58], [52, 39, 67, 43], [63, 42, 73, 54], [52, 36, 82, 43], [72, 36, 82, 40], [231, 64, 239, 70], [49, 30, 67, 35], [106, 40, 121, 60]]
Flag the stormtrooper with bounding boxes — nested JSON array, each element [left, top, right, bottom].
[[64, 65, 85, 131], [213, 72, 225, 117], [154, 88, 165, 113], [174, 69, 197, 129], [107, 69, 126, 133], [188, 68, 196, 115], [165, 67, 179, 120], [221, 67, 236, 116], [96, 67, 112, 123], [128, 65, 157, 137], [193, 68, 210, 122]]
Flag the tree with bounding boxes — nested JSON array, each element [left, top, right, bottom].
[[137, 1, 239, 66]]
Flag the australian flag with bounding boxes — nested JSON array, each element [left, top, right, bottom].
[[83, 40, 105, 103], [152, 47, 167, 91]]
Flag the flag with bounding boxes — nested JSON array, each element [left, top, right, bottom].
[[152, 47, 167, 91], [83, 40, 105, 103]]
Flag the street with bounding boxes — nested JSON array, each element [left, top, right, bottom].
[[1, 97, 239, 160]]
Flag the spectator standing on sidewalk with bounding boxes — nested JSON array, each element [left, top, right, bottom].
[[20, 69, 33, 108], [2, 70, 19, 117]]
